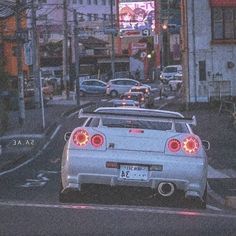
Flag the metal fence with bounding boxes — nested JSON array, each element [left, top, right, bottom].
[[208, 80, 232, 101]]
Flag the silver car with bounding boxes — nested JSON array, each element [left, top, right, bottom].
[[60, 107, 209, 208], [106, 78, 151, 97]]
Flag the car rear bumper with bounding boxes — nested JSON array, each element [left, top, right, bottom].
[[61, 149, 207, 198]]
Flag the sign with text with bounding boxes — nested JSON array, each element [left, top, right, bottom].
[[118, 1, 155, 37]]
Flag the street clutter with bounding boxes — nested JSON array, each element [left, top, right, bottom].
[[0, 93, 236, 209]]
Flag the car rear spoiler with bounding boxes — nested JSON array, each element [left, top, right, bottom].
[[78, 109, 197, 128]]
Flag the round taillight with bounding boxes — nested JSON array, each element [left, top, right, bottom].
[[73, 129, 89, 146], [183, 136, 199, 154], [91, 134, 104, 148], [168, 139, 181, 152]]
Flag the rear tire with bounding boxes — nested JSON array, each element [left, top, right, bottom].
[[187, 185, 207, 209], [110, 90, 118, 98]]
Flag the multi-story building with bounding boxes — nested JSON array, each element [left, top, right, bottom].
[[34, 0, 116, 43], [0, 2, 29, 87], [182, 0, 236, 103]]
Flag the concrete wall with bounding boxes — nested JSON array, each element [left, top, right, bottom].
[[187, 0, 236, 102]]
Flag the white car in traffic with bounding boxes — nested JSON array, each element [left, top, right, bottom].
[[60, 107, 209, 208]]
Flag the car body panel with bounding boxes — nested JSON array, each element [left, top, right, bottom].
[[160, 65, 182, 83], [106, 78, 151, 97], [80, 79, 107, 95], [61, 107, 208, 201]]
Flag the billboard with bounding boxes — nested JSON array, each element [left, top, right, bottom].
[[118, 1, 155, 36]]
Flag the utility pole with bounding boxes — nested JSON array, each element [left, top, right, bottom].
[[73, 9, 80, 107], [15, 0, 25, 126], [110, 0, 115, 79], [31, 1, 40, 108], [31, 0, 45, 129], [63, 0, 70, 99]]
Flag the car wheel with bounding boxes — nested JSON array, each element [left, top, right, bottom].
[[59, 181, 81, 203], [110, 90, 118, 98], [187, 185, 207, 209]]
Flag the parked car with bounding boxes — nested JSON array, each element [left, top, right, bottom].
[[112, 99, 139, 107], [160, 65, 182, 84], [24, 79, 54, 107], [106, 78, 151, 97], [129, 85, 155, 108], [60, 107, 209, 209], [120, 92, 146, 108], [79, 79, 107, 97], [168, 74, 183, 91]]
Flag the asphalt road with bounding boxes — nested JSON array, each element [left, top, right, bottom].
[[0, 105, 236, 236]]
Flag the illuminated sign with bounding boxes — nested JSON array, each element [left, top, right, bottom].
[[118, 1, 155, 35]]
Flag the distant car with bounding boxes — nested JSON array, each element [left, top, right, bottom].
[[168, 74, 183, 91], [160, 65, 182, 84], [24, 79, 54, 107], [112, 99, 139, 107], [106, 78, 151, 97], [120, 92, 146, 108], [79, 79, 107, 97], [129, 85, 155, 108], [60, 107, 209, 209]]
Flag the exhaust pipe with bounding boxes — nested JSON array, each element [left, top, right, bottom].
[[158, 182, 175, 197]]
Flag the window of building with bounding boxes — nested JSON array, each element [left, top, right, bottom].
[[93, 14, 98, 21], [87, 0, 91, 5], [212, 7, 236, 40], [199, 61, 206, 81], [72, 0, 77, 4], [87, 13, 92, 21], [102, 0, 106, 5], [94, 0, 98, 5], [79, 0, 83, 4], [103, 14, 107, 20]]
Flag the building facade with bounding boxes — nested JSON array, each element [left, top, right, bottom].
[[0, 3, 29, 86], [182, 0, 236, 103]]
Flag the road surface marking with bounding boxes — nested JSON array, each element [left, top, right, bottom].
[[208, 166, 231, 178], [206, 205, 222, 211], [50, 125, 62, 140], [0, 201, 235, 219]]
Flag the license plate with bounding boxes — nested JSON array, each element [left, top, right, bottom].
[[119, 165, 148, 181]]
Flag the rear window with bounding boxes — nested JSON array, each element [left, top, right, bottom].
[[86, 109, 189, 133], [164, 67, 178, 73]]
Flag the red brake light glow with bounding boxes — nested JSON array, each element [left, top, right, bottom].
[[183, 136, 199, 154], [73, 129, 89, 146], [168, 139, 181, 152], [91, 134, 104, 147]]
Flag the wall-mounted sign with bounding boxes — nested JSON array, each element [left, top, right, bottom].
[[118, 1, 155, 37]]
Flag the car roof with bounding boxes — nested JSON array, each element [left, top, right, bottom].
[[123, 91, 144, 95], [131, 86, 149, 89], [81, 79, 106, 84], [113, 99, 137, 104], [109, 78, 138, 82]]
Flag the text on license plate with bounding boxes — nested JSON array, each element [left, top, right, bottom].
[[119, 165, 148, 180]]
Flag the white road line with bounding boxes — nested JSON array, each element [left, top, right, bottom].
[[0, 201, 235, 219], [206, 205, 222, 211], [68, 110, 80, 118], [50, 125, 62, 140]]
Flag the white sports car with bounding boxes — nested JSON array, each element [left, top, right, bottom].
[[60, 107, 209, 208]]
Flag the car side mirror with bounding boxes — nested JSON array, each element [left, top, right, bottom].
[[64, 132, 72, 142], [202, 140, 210, 151]]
